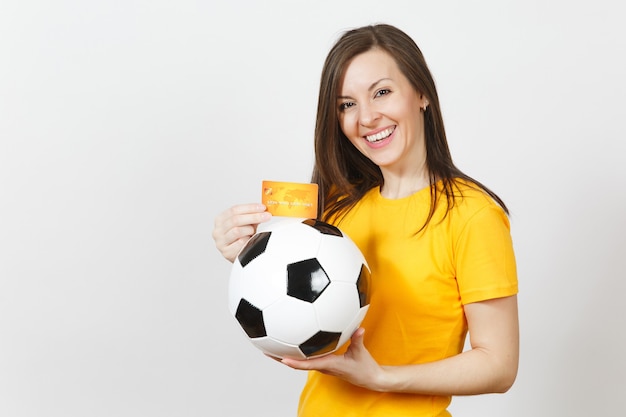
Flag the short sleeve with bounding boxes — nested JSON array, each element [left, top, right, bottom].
[[455, 203, 518, 304]]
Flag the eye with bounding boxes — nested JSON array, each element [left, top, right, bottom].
[[374, 88, 391, 98], [338, 101, 355, 111]]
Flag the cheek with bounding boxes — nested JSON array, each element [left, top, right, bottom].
[[338, 113, 357, 138], [338, 118, 363, 150], [341, 126, 362, 152]]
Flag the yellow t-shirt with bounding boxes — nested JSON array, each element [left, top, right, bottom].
[[297, 182, 518, 417]]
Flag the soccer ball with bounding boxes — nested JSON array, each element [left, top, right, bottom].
[[228, 218, 371, 359]]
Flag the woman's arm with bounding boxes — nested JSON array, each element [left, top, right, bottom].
[[281, 295, 519, 395]]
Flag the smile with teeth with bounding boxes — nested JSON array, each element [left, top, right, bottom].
[[365, 126, 395, 143]]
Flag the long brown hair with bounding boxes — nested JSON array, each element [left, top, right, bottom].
[[311, 24, 508, 228]]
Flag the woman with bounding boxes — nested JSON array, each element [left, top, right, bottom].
[[213, 24, 519, 417]]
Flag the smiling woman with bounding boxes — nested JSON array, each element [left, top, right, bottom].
[[336, 49, 429, 188], [212, 23, 518, 417]]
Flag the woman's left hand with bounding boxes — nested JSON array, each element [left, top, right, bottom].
[[279, 328, 387, 391], [280, 296, 519, 396]]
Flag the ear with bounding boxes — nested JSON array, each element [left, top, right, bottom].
[[419, 94, 429, 112]]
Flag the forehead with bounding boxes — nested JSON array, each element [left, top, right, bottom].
[[340, 49, 402, 90]]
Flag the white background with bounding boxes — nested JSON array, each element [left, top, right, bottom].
[[1, 0, 625, 416]]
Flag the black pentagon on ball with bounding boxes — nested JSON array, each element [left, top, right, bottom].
[[299, 330, 342, 357], [235, 299, 266, 338], [238, 231, 271, 267], [287, 258, 330, 303], [302, 218, 343, 237], [357, 264, 372, 308]]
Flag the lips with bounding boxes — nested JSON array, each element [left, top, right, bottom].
[[365, 126, 395, 143]]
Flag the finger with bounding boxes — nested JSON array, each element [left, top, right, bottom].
[[345, 328, 367, 359], [264, 353, 283, 363], [214, 205, 268, 230], [214, 203, 267, 227], [218, 223, 257, 246], [219, 237, 252, 263], [280, 357, 313, 370], [212, 205, 272, 250], [351, 327, 365, 345], [281, 352, 336, 371], [229, 203, 268, 215]]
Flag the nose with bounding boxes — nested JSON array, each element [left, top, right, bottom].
[[358, 103, 381, 127]]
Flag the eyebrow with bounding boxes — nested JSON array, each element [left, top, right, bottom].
[[337, 78, 392, 100]]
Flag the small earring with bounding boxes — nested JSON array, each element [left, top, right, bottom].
[[422, 104, 428, 112]]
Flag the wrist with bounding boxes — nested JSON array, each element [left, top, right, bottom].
[[372, 366, 397, 393]]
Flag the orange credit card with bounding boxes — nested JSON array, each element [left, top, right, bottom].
[[262, 180, 318, 218]]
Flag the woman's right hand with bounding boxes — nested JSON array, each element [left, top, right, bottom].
[[212, 203, 272, 263]]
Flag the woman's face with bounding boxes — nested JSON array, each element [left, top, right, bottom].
[[337, 48, 428, 175]]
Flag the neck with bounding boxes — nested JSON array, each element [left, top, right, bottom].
[[379, 166, 430, 199]]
